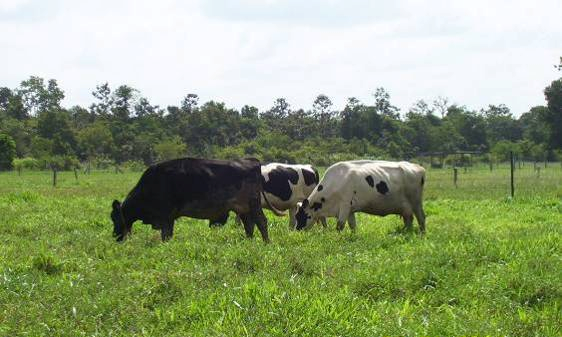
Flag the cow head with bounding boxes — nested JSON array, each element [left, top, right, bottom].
[[111, 200, 130, 242], [295, 199, 314, 230]]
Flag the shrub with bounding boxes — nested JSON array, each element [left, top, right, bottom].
[[0, 133, 16, 170]]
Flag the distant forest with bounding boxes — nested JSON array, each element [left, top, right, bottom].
[[1, 62, 561, 171]]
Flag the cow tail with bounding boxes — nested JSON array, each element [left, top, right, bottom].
[[261, 191, 286, 216]]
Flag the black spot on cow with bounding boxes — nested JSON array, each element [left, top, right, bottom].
[[353, 190, 356, 194], [262, 166, 299, 201], [421, 177, 425, 186], [365, 175, 374, 188], [376, 181, 389, 195], [317, 184, 323, 191], [320, 197, 325, 202], [350, 200, 352, 205], [302, 168, 318, 186], [311, 202, 322, 211]]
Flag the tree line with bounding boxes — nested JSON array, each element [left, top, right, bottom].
[[1, 70, 561, 171]]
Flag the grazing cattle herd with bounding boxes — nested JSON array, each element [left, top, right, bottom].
[[111, 158, 426, 242]]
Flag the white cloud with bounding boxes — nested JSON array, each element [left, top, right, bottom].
[[0, 0, 560, 115]]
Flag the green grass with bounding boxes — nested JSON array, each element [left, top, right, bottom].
[[1, 166, 561, 336]]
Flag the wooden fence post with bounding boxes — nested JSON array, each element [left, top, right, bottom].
[[510, 151, 514, 198], [52, 168, 57, 187], [74, 168, 78, 181]]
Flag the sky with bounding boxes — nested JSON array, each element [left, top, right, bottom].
[[0, 0, 561, 116]]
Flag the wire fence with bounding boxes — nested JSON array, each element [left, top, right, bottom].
[[423, 161, 562, 200]]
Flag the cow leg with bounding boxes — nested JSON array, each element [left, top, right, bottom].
[[403, 212, 414, 231], [255, 210, 270, 243], [337, 204, 351, 231], [161, 221, 174, 241], [318, 217, 328, 228], [239, 213, 255, 238], [288, 206, 297, 230], [414, 205, 426, 234], [348, 213, 357, 231]]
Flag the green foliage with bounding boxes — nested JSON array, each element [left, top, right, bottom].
[[12, 157, 40, 172], [0, 133, 16, 170], [1, 75, 561, 171], [491, 140, 519, 162], [543, 78, 562, 149], [154, 136, 187, 162]]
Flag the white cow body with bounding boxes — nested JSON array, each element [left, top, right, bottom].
[[295, 160, 426, 232]]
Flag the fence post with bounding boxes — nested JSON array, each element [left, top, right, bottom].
[[510, 151, 514, 198], [453, 167, 458, 188], [52, 168, 57, 187], [74, 168, 78, 181]]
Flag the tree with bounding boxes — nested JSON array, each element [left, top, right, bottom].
[[112, 85, 137, 120], [446, 105, 487, 150], [262, 98, 291, 134], [154, 136, 187, 161], [543, 78, 562, 149], [483, 104, 521, 145], [17, 76, 64, 115], [240, 105, 260, 140], [373, 87, 399, 119], [408, 99, 434, 117], [340, 97, 364, 140], [181, 93, 199, 113], [77, 121, 114, 160], [0, 88, 26, 120], [134, 97, 160, 117], [0, 133, 16, 170], [432, 96, 450, 118], [519, 106, 550, 145], [90, 83, 113, 117], [312, 94, 337, 138], [37, 110, 77, 155]]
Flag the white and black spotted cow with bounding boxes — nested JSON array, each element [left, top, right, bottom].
[[260, 163, 327, 228], [295, 160, 426, 233], [223, 163, 325, 228]]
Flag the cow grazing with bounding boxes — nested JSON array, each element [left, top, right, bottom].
[[295, 160, 426, 232], [259, 163, 326, 228], [110, 158, 284, 242]]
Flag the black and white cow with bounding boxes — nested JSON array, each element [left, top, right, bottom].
[[259, 163, 326, 228], [110, 157, 284, 242], [295, 160, 426, 232], [225, 163, 325, 228]]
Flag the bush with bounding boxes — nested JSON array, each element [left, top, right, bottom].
[[0, 133, 16, 170], [46, 156, 81, 171], [13, 157, 41, 172], [121, 160, 146, 172]]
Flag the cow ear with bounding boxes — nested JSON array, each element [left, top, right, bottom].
[[302, 199, 309, 208], [112, 200, 121, 211]]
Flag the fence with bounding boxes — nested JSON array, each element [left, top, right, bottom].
[[423, 159, 562, 200]]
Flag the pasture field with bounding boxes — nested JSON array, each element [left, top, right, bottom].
[[0, 165, 561, 336]]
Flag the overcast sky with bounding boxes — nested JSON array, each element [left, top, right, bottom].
[[1, 0, 560, 116]]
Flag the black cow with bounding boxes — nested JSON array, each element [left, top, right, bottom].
[[110, 157, 284, 242]]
